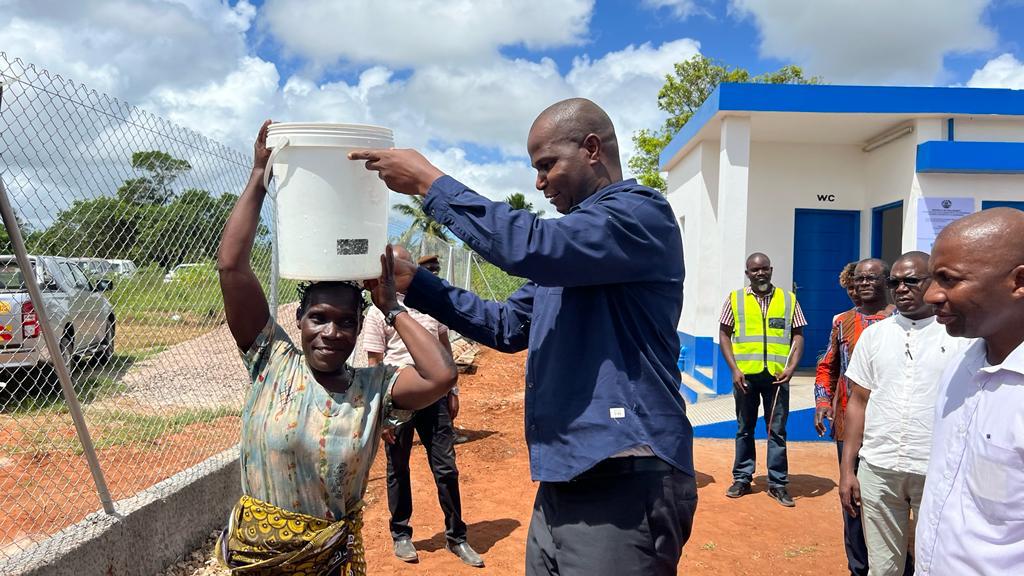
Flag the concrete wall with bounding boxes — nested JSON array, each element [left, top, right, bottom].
[[3, 450, 240, 576], [745, 141, 868, 291], [863, 129, 917, 257], [954, 117, 1024, 142]]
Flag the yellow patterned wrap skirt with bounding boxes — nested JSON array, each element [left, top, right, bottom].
[[215, 495, 365, 576]]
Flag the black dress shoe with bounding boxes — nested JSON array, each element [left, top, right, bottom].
[[447, 541, 485, 567], [394, 538, 418, 562], [726, 480, 751, 498], [768, 486, 796, 507]]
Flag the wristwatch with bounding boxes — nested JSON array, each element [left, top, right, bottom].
[[384, 306, 408, 327]]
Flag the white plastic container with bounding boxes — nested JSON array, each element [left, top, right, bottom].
[[264, 123, 394, 281]]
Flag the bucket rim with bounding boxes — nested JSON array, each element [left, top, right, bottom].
[[268, 122, 393, 134]]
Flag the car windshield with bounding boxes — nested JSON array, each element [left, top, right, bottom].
[[0, 262, 26, 290]]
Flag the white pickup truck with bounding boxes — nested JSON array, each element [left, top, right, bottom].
[[0, 255, 116, 374]]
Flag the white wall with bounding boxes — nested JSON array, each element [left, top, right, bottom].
[[666, 140, 722, 337], [745, 142, 868, 291], [863, 130, 917, 257], [953, 118, 1024, 142]]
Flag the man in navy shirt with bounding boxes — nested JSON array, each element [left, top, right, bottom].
[[350, 98, 696, 576]]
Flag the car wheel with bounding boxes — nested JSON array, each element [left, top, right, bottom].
[[94, 320, 114, 366], [41, 331, 75, 385]]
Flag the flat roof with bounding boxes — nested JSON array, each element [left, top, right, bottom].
[[659, 83, 1024, 171]]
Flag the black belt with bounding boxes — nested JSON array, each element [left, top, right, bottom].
[[571, 456, 673, 482]]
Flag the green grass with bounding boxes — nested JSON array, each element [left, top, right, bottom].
[[1, 405, 240, 455]]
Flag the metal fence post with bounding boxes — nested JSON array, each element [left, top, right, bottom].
[[0, 175, 116, 515]]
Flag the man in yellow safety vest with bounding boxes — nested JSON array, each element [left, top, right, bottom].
[[719, 252, 806, 507]]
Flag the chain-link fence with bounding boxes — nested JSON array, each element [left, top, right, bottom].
[[0, 52, 281, 564], [0, 51, 526, 567]]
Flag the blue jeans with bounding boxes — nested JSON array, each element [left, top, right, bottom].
[[732, 370, 789, 488]]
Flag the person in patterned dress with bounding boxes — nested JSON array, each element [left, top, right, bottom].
[[814, 258, 894, 576], [214, 120, 458, 576]]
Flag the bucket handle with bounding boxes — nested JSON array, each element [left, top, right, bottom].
[[262, 137, 289, 198]]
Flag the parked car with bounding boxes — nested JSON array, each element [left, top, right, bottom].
[[71, 257, 113, 279], [106, 259, 138, 278], [163, 263, 201, 283], [0, 255, 116, 375]]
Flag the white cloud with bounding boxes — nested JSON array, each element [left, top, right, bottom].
[[641, 0, 707, 20], [0, 0, 256, 102], [261, 0, 594, 69], [967, 53, 1024, 89], [730, 0, 997, 84]]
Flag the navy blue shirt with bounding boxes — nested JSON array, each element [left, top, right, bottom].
[[405, 175, 693, 482]]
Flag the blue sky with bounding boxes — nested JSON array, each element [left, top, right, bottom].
[[3, 0, 1024, 213]]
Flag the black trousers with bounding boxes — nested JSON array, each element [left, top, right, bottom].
[[526, 458, 698, 576], [733, 369, 790, 488], [836, 441, 870, 576], [385, 397, 467, 544]]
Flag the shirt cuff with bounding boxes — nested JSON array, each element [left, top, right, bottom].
[[405, 266, 447, 311], [422, 174, 461, 225]]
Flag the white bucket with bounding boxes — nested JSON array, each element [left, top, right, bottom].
[[264, 123, 394, 281]]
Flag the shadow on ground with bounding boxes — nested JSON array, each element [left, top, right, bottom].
[[413, 518, 521, 553], [750, 473, 837, 499]]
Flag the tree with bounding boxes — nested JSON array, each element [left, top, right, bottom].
[[34, 197, 143, 259], [116, 150, 193, 205], [630, 55, 820, 192], [133, 189, 234, 267], [505, 192, 544, 217], [392, 196, 451, 246], [0, 211, 29, 253]]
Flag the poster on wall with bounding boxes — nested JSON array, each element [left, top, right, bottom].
[[916, 197, 975, 252]]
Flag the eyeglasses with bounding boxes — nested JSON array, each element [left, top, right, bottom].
[[886, 276, 931, 289], [853, 275, 883, 284]]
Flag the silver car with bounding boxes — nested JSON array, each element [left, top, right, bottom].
[[0, 255, 116, 372]]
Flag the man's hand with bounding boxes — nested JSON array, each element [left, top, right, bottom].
[[732, 370, 749, 394], [348, 148, 445, 197], [447, 392, 460, 421], [382, 426, 397, 445], [814, 405, 834, 437], [839, 469, 861, 518], [773, 366, 795, 385]]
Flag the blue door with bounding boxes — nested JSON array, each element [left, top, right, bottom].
[[982, 200, 1024, 211], [793, 209, 861, 368]]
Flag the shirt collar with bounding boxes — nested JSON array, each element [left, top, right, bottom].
[[569, 178, 638, 213], [979, 338, 1024, 376], [894, 314, 936, 329]]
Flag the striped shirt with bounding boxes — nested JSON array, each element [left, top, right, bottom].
[[719, 286, 808, 329]]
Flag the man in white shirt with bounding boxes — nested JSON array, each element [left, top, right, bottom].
[[364, 251, 484, 568], [915, 207, 1024, 575], [840, 251, 968, 575]]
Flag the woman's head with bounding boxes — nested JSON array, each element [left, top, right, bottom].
[[839, 261, 861, 307], [295, 282, 366, 374]]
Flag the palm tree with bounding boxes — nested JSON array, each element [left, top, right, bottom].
[[392, 196, 451, 246], [505, 192, 544, 217]]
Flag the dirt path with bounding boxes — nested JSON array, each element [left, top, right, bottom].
[[163, 347, 848, 576]]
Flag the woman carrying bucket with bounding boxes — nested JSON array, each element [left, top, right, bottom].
[[215, 120, 458, 575]]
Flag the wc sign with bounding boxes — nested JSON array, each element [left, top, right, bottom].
[[816, 193, 837, 202]]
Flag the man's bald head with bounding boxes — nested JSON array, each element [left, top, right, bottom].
[[532, 98, 620, 168], [893, 251, 929, 270], [926, 207, 1024, 353], [746, 252, 771, 269]]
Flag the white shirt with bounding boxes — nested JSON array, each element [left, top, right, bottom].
[[844, 315, 968, 475], [916, 338, 1024, 575], [362, 294, 449, 369]]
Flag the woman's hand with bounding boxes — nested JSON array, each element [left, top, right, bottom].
[[253, 119, 272, 175], [365, 244, 400, 312]]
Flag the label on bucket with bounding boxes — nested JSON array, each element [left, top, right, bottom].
[[337, 238, 369, 255]]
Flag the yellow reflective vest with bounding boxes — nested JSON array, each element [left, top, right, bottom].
[[729, 287, 795, 376]]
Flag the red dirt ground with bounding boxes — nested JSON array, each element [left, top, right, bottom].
[[358, 349, 849, 575], [4, 348, 849, 574]]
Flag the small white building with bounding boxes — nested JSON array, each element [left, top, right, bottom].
[[661, 83, 1024, 399]]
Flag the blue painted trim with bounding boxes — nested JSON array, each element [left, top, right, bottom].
[[917, 141, 1024, 174], [692, 407, 829, 442], [660, 83, 1024, 170], [982, 200, 1024, 211], [947, 118, 955, 141], [871, 201, 904, 259]]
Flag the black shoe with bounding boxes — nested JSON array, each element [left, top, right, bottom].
[[726, 481, 751, 498], [394, 538, 418, 562], [447, 541, 485, 567], [768, 486, 795, 507]]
